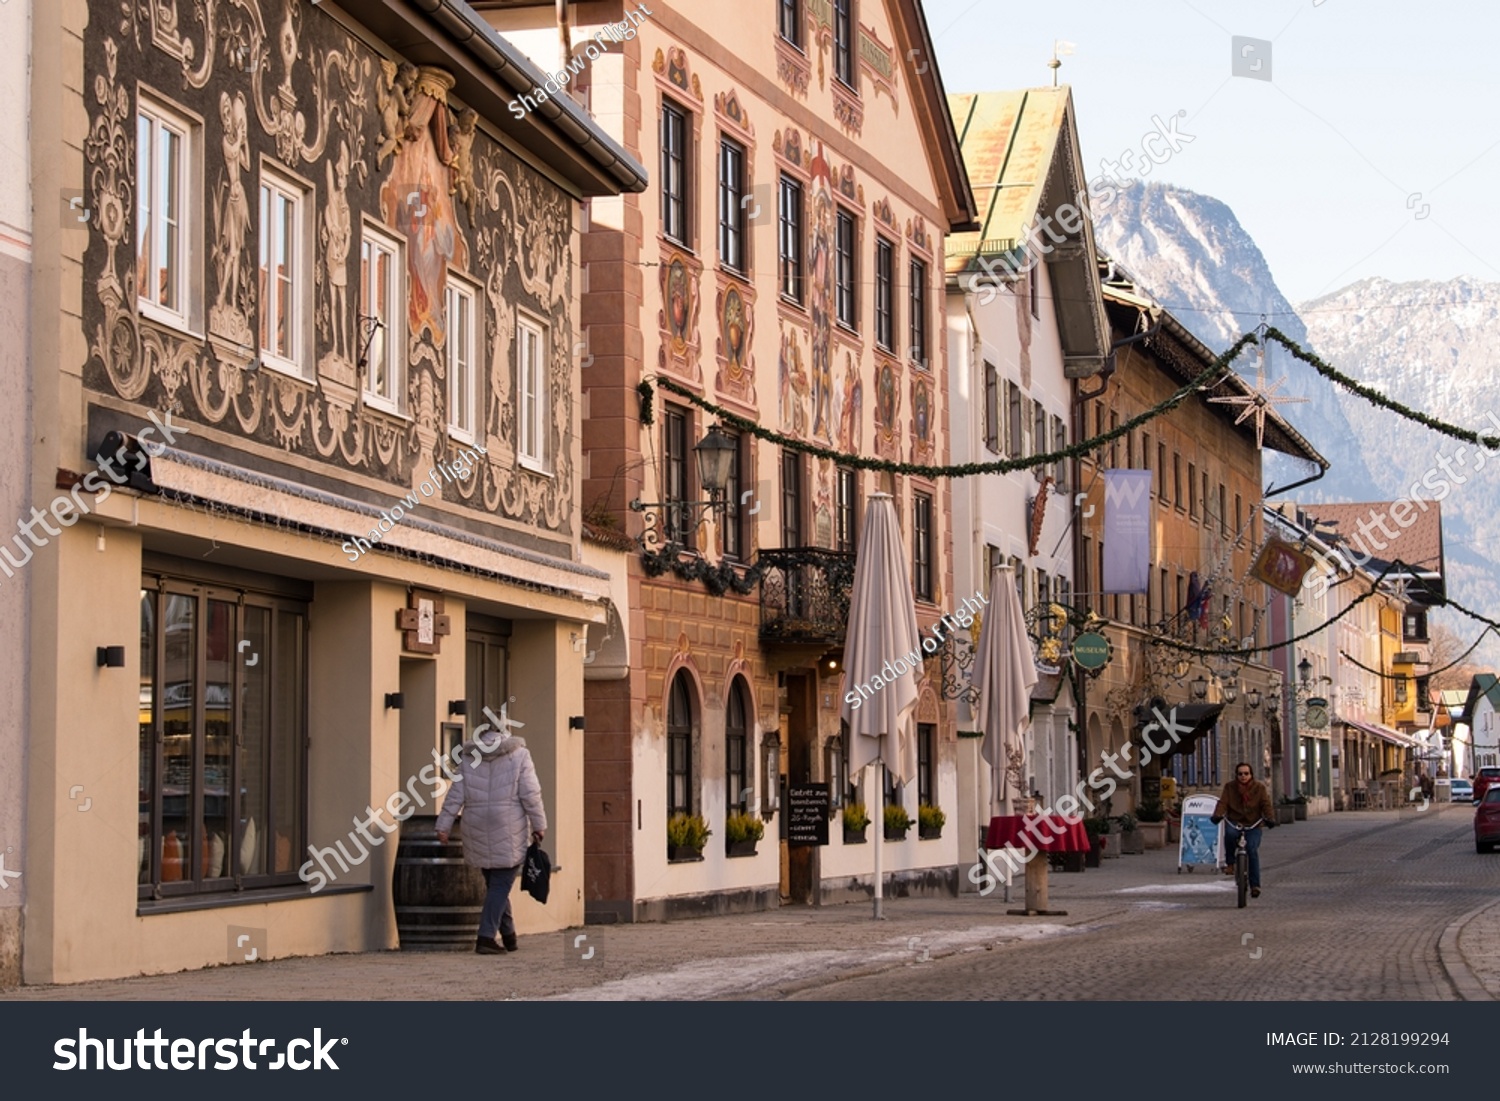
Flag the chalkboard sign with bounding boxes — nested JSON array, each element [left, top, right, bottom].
[[787, 783, 830, 846]]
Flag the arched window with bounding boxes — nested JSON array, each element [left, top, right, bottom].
[[668, 672, 694, 818], [726, 679, 750, 813]]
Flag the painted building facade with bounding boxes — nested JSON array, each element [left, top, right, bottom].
[[1075, 276, 1325, 816], [943, 87, 1108, 862], [481, 0, 976, 919], [15, 0, 641, 984]]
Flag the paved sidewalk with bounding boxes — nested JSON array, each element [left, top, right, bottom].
[[5, 805, 1496, 1001]]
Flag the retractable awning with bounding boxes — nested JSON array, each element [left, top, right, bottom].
[[1342, 718, 1416, 748]]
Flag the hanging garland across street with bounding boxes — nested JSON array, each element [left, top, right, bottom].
[[1340, 625, 1498, 681], [641, 328, 1500, 479]]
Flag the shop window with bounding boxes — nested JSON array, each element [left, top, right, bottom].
[[138, 578, 307, 898]]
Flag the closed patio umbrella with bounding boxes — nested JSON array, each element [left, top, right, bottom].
[[974, 563, 1038, 817], [839, 493, 920, 918]]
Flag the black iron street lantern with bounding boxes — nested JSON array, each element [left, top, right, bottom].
[[1246, 687, 1262, 711], [1297, 656, 1313, 688], [693, 425, 737, 500], [1191, 674, 1209, 701], [630, 424, 737, 549]]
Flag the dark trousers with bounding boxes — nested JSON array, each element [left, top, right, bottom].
[[1223, 822, 1263, 888], [479, 865, 519, 941]]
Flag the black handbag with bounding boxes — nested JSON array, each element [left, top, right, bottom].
[[520, 841, 551, 903]]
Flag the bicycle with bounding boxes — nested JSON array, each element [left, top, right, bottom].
[[1224, 817, 1266, 908]]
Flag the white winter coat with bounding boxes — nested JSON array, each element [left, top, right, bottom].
[[434, 735, 547, 870]]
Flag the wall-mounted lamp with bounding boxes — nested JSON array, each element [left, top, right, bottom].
[[1395, 679, 1409, 705], [569, 715, 586, 730], [1246, 688, 1262, 711], [96, 645, 125, 668], [385, 692, 405, 710], [447, 699, 468, 717], [1191, 674, 1209, 701], [1297, 656, 1313, 688], [761, 731, 781, 816], [825, 734, 846, 811], [1222, 682, 1239, 704]]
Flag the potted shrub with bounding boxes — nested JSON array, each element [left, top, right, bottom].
[[842, 802, 870, 844], [1136, 800, 1168, 849], [1275, 797, 1297, 826], [917, 803, 946, 840], [1291, 793, 1308, 821], [724, 811, 764, 857], [667, 812, 711, 861], [1116, 812, 1144, 854], [1083, 817, 1106, 867], [884, 803, 912, 841]]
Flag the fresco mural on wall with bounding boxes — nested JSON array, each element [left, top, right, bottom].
[[84, 0, 577, 535]]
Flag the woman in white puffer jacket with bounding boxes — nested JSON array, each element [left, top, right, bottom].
[[435, 724, 547, 954]]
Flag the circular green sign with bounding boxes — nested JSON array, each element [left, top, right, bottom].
[[1072, 632, 1112, 671]]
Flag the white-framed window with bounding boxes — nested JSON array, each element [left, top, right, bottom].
[[516, 315, 548, 471], [258, 167, 311, 376], [360, 224, 404, 412], [136, 94, 199, 329], [446, 276, 478, 442]]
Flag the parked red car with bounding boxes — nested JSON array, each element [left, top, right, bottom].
[[1474, 767, 1500, 803], [1475, 787, 1500, 853]]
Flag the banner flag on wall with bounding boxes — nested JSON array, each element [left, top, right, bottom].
[[1102, 470, 1151, 594]]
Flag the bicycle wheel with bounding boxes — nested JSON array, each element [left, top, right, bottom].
[[1236, 848, 1249, 908]]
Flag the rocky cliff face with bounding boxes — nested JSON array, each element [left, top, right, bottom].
[[1094, 182, 1499, 660]]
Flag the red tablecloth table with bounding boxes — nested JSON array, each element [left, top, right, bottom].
[[985, 814, 1090, 853], [984, 815, 1084, 916]]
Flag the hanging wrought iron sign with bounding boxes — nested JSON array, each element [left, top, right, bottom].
[[1072, 631, 1113, 672]]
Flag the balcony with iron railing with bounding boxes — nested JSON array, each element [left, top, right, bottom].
[[757, 548, 857, 647]]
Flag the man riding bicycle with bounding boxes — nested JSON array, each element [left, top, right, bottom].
[[1210, 762, 1276, 897]]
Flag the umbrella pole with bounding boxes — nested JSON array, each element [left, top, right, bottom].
[[873, 763, 884, 920]]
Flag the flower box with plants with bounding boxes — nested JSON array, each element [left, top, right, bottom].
[[883, 803, 912, 841], [1275, 797, 1297, 825], [724, 811, 764, 857], [842, 802, 870, 844], [1289, 793, 1308, 820], [917, 803, 945, 840], [667, 812, 711, 861], [1116, 812, 1144, 854]]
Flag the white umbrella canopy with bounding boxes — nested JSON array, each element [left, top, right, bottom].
[[974, 564, 1039, 817], [839, 493, 921, 918], [840, 493, 921, 786]]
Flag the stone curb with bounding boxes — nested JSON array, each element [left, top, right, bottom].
[[1437, 897, 1500, 1001]]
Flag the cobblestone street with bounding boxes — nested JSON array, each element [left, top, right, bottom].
[[5, 805, 1497, 1002]]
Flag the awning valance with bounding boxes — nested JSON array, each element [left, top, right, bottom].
[[144, 447, 611, 605]]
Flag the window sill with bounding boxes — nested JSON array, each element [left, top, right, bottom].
[[719, 263, 752, 286], [137, 881, 371, 916], [137, 303, 203, 343], [518, 456, 553, 478], [258, 353, 313, 383], [835, 319, 860, 338], [363, 396, 409, 421], [661, 234, 696, 255], [779, 293, 806, 311], [448, 425, 477, 448]]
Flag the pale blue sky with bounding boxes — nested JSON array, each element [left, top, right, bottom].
[[923, 0, 1500, 303]]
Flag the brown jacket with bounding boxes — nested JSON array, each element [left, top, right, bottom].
[[1213, 779, 1275, 827]]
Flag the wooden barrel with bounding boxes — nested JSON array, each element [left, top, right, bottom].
[[393, 815, 487, 950]]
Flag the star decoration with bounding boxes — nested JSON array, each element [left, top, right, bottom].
[[1207, 349, 1308, 449]]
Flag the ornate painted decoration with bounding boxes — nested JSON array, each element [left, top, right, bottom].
[[834, 349, 863, 454], [659, 249, 704, 384], [778, 326, 811, 440], [909, 375, 933, 464], [86, 0, 579, 538], [653, 46, 703, 102], [873, 358, 901, 460], [714, 282, 756, 407], [857, 22, 900, 107]]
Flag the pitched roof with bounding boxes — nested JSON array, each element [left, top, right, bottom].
[[1462, 673, 1500, 723], [946, 87, 1108, 377], [1295, 501, 1446, 602]]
